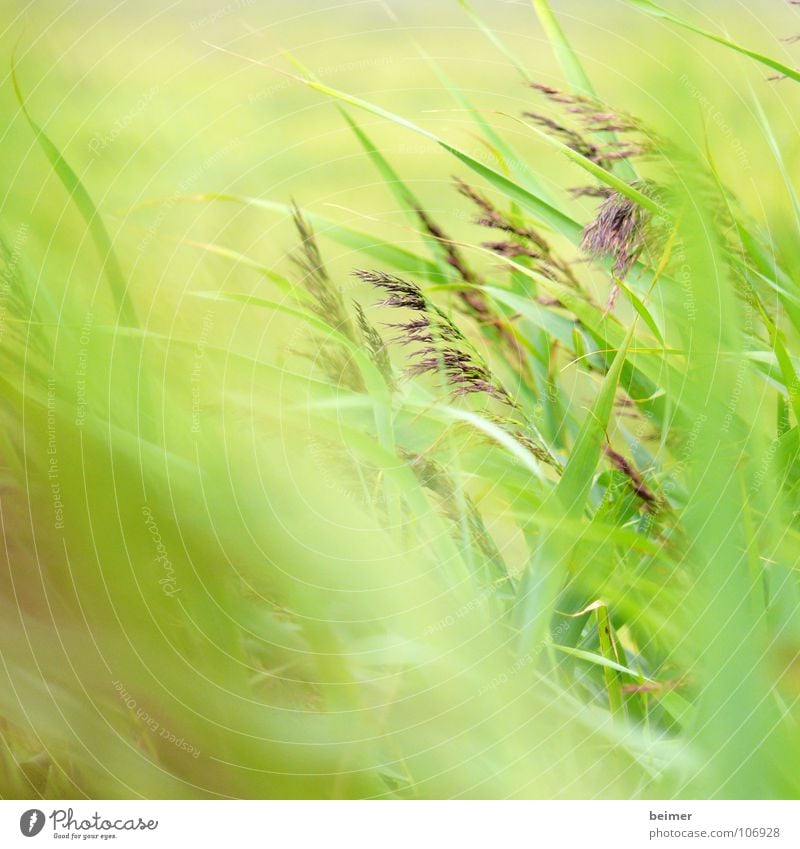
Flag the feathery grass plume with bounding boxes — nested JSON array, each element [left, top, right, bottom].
[[412, 205, 527, 359], [407, 201, 501, 327], [290, 204, 364, 390], [510, 427, 564, 469], [399, 448, 509, 581], [364, 267, 427, 311], [353, 300, 394, 388], [407, 347, 513, 403], [454, 177, 580, 287], [305, 434, 383, 508], [527, 82, 642, 135], [355, 268, 517, 407], [525, 82, 648, 171], [522, 110, 610, 168], [290, 203, 356, 339], [580, 185, 653, 277], [416, 198, 546, 380], [455, 175, 548, 245], [356, 269, 569, 473]]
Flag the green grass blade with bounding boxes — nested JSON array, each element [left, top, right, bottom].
[[417, 45, 554, 201], [623, 0, 800, 82], [337, 111, 463, 279], [514, 321, 636, 654], [456, 0, 530, 79], [512, 113, 663, 214], [11, 61, 138, 329], [555, 323, 636, 515], [749, 86, 800, 223], [257, 64, 584, 241], [136, 193, 444, 283], [596, 604, 625, 717], [179, 238, 316, 303], [615, 278, 665, 345], [339, 111, 421, 219], [551, 641, 643, 680], [530, 0, 595, 97], [529, 0, 638, 182], [747, 289, 800, 428], [282, 49, 455, 267], [192, 291, 396, 452]]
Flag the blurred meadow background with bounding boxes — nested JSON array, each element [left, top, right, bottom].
[[1, 0, 800, 799]]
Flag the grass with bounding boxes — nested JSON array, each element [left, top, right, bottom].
[[1, 0, 799, 799]]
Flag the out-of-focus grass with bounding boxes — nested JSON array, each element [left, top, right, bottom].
[[1, 0, 800, 799]]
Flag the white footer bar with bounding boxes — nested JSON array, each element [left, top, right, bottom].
[[2, 800, 797, 848]]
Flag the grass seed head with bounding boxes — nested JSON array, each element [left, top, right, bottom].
[[581, 189, 651, 278]]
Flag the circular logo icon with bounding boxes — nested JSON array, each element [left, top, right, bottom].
[[19, 809, 45, 837]]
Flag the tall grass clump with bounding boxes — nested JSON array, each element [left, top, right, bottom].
[[1, 0, 800, 799]]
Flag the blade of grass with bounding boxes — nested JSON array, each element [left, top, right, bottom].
[[622, 0, 800, 83], [178, 238, 316, 304], [551, 641, 642, 679], [530, 0, 595, 97], [205, 45, 585, 242], [134, 193, 444, 283], [529, 0, 638, 182], [596, 603, 625, 717], [509, 113, 663, 215], [748, 288, 800, 427], [615, 277, 665, 345], [554, 322, 637, 515], [749, 85, 800, 224], [195, 289, 406, 532], [301, 79, 582, 238], [550, 642, 692, 725], [417, 44, 555, 201], [191, 292, 391, 401], [281, 49, 454, 269], [456, 0, 530, 79], [514, 320, 637, 654], [11, 60, 138, 329]]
